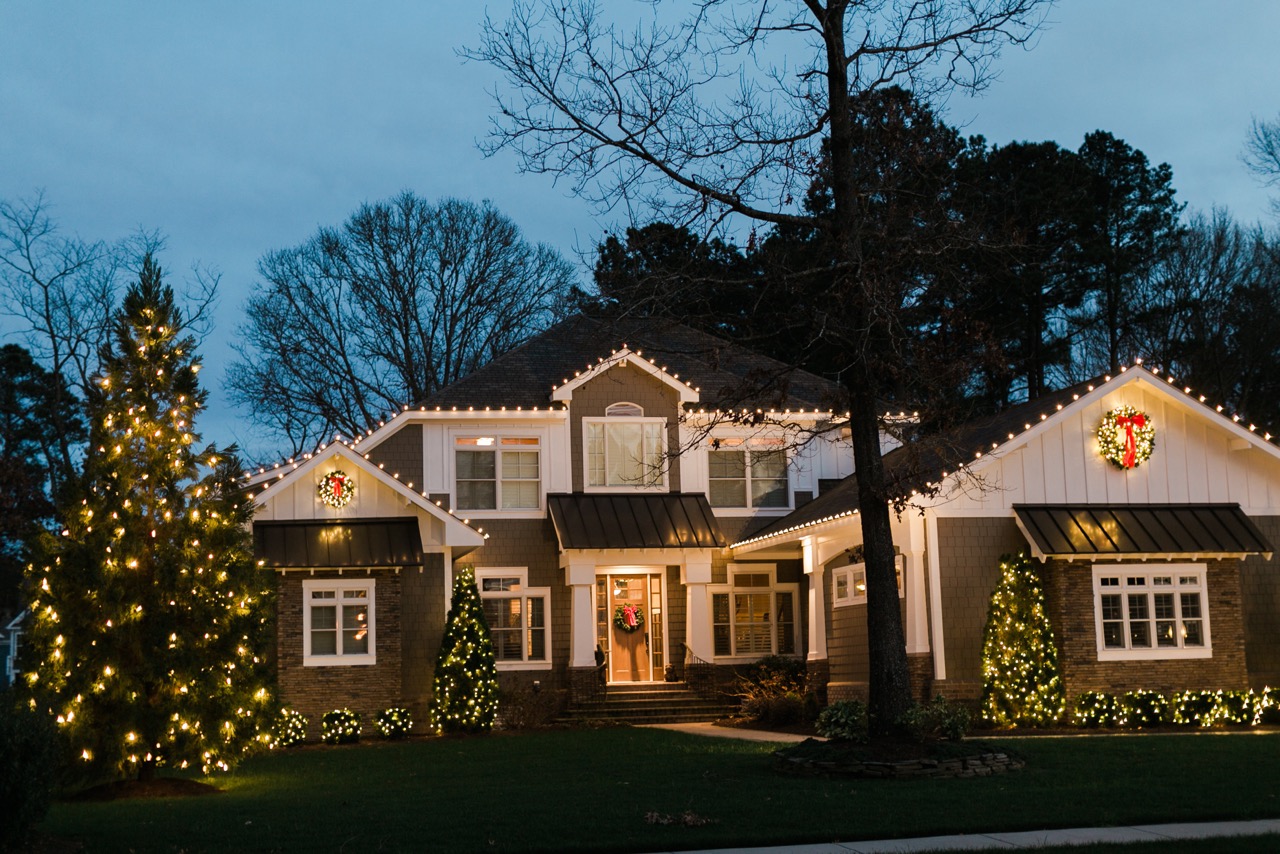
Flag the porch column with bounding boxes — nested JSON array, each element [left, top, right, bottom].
[[803, 538, 827, 661], [904, 545, 929, 654], [565, 557, 597, 668], [683, 556, 714, 662]]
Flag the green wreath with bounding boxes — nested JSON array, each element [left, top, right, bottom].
[[613, 604, 645, 633], [1097, 406, 1155, 470], [318, 470, 356, 507]]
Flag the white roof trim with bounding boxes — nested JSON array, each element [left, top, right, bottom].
[[550, 348, 699, 404]]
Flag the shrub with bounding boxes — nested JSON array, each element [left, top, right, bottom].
[[375, 708, 413, 739], [743, 694, 806, 726], [1171, 690, 1218, 727], [320, 709, 361, 745], [897, 695, 972, 743], [816, 699, 869, 743], [497, 689, 559, 730], [272, 708, 309, 748], [1074, 691, 1120, 728], [1120, 690, 1169, 727], [735, 655, 810, 725], [1259, 688, 1280, 725], [0, 695, 60, 852]]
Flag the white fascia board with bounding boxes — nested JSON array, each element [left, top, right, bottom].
[[550, 349, 699, 404]]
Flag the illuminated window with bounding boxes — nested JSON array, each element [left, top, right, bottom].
[[708, 438, 788, 508], [709, 566, 798, 660], [585, 406, 666, 489], [1092, 565, 1211, 660], [832, 556, 904, 608], [303, 579, 375, 666], [455, 437, 540, 510], [476, 568, 550, 669]]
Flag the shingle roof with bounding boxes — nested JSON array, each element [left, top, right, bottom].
[[421, 315, 843, 412]]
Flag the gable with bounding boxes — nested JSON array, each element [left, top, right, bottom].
[[938, 372, 1280, 514]]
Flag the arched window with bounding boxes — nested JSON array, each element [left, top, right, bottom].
[[605, 402, 644, 418]]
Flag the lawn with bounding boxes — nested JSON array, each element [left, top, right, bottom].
[[40, 728, 1280, 853]]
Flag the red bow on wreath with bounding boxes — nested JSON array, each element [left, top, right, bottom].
[[623, 605, 638, 628], [1114, 413, 1147, 469]]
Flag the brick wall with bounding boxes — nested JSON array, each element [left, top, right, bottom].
[[276, 569, 404, 739], [367, 424, 424, 485], [567, 366, 682, 492], [1239, 516, 1280, 688], [1044, 557, 1248, 696]]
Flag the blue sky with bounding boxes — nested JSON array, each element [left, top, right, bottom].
[[3, 1, 1278, 458]]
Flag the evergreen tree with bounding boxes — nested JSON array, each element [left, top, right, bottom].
[[980, 552, 1064, 727], [429, 565, 497, 733], [22, 255, 274, 781]]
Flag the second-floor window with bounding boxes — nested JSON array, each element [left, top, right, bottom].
[[585, 403, 665, 489], [456, 437, 540, 510], [708, 438, 788, 508]]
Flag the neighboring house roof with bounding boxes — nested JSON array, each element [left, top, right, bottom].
[[421, 315, 844, 413], [548, 493, 727, 550], [254, 518, 426, 568], [734, 363, 1280, 549], [1013, 504, 1273, 562]]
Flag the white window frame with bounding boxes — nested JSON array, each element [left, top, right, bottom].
[[453, 435, 542, 514], [475, 567, 552, 671], [706, 438, 791, 510], [583, 412, 667, 492], [1091, 564, 1212, 661], [302, 578, 376, 667], [832, 555, 905, 608], [707, 564, 800, 663]]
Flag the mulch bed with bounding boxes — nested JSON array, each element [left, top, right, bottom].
[[774, 737, 1024, 779]]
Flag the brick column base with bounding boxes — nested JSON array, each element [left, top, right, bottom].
[[907, 653, 935, 703], [805, 659, 830, 707]]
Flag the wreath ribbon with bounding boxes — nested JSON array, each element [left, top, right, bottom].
[[1114, 413, 1146, 469]]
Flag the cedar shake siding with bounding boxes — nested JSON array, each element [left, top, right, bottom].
[[366, 424, 424, 485], [1240, 516, 1280, 688], [1043, 557, 1248, 697], [400, 554, 446, 725], [568, 367, 682, 493], [276, 569, 405, 737], [823, 553, 908, 702]]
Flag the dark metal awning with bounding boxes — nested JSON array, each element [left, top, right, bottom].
[[254, 518, 424, 568], [548, 493, 727, 551], [1013, 504, 1273, 562]]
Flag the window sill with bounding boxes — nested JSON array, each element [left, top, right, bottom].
[[1095, 647, 1213, 662], [495, 661, 553, 671], [303, 655, 377, 667]]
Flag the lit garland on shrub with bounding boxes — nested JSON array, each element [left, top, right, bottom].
[[1075, 688, 1279, 728], [320, 709, 361, 744], [375, 707, 413, 739], [429, 565, 499, 734], [613, 604, 644, 633], [272, 709, 309, 748], [317, 470, 355, 508], [980, 552, 1065, 726], [1097, 405, 1155, 469]]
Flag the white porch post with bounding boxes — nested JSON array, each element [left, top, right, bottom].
[[565, 557, 597, 668], [683, 555, 714, 662], [803, 538, 827, 661], [902, 512, 930, 655]]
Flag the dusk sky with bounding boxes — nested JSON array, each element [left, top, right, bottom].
[[3, 1, 1279, 460]]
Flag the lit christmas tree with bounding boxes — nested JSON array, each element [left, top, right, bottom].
[[429, 565, 498, 733], [980, 551, 1065, 727], [22, 255, 275, 780]]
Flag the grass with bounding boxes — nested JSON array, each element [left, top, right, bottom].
[[40, 728, 1280, 853]]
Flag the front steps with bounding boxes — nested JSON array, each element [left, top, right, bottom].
[[561, 682, 738, 725]]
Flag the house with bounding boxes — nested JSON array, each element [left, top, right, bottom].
[[1, 610, 25, 688], [246, 317, 1280, 731]]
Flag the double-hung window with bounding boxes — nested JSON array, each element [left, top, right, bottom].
[[455, 437, 540, 510], [1092, 565, 1211, 660], [708, 438, 789, 508], [832, 556, 904, 607], [476, 568, 551, 669], [709, 566, 799, 659], [585, 403, 666, 489], [303, 579, 375, 666]]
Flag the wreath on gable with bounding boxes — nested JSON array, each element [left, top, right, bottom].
[[1097, 406, 1155, 470], [613, 604, 645, 633], [318, 470, 356, 508]]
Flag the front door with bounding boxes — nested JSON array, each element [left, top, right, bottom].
[[606, 575, 652, 682]]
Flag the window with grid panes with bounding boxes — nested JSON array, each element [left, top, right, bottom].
[[585, 404, 665, 488], [707, 438, 788, 508], [455, 437, 540, 510], [303, 579, 375, 666], [1092, 566, 1210, 659], [710, 567, 798, 659], [477, 569, 549, 667]]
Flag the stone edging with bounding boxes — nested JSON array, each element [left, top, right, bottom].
[[774, 749, 1024, 779]]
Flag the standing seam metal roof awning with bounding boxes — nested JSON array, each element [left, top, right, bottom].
[[1013, 504, 1273, 561], [548, 493, 727, 550], [253, 518, 425, 568]]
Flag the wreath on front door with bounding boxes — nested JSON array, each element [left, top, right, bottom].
[[613, 604, 645, 633]]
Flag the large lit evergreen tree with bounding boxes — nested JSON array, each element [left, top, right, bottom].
[[980, 552, 1065, 726], [429, 565, 497, 733], [22, 255, 274, 780]]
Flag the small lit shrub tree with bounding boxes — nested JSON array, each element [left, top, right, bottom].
[[980, 552, 1064, 726], [429, 565, 498, 733]]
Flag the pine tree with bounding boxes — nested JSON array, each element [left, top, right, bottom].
[[980, 551, 1065, 727], [429, 565, 498, 733], [22, 255, 275, 781]]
